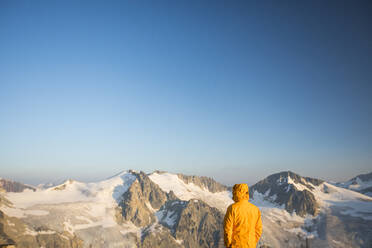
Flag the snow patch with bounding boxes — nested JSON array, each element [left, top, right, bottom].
[[286, 227, 318, 239], [311, 182, 372, 220], [286, 176, 314, 192], [146, 202, 157, 213], [156, 209, 178, 228], [149, 172, 233, 211], [24, 228, 56, 236]]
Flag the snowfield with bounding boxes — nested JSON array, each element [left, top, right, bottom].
[[1, 171, 137, 237], [336, 176, 372, 197], [149, 172, 233, 211]]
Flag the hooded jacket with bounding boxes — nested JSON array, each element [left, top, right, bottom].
[[224, 184, 262, 248]]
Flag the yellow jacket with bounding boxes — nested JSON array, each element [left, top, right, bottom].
[[224, 184, 262, 248]]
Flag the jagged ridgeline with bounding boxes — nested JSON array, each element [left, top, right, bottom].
[[250, 171, 323, 216], [1, 170, 372, 248], [0, 171, 230, 248], [176, 173, 228, 193], [118, 171, 226, 248]]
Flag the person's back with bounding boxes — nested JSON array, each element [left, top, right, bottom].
[[224, 184, 262, 248]]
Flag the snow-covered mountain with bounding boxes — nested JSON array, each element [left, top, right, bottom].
[[0, 170, 371, 248], [335, 172, 372, 197], [249, 171, 372, 248]]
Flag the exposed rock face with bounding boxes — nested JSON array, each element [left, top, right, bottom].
[[118, 171, 226, 247], [177, 174, 227, 193], [250, 171, 321, 216], [135, 172, 169, 210], [156, 200, 187, 232], [119, 171, 169, 227], [141, 224, 183, 248], [120, 180, 157, 227], [0, 179, 35, 193], [175, 200, 224, 248], [285, 189, 318, 216], [0, 211, 15, 247]]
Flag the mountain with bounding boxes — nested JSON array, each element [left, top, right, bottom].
[[335, 172, 372, 197], [0, 171, 231, 248], [0, 170, 371, 248], [250, 171, 323, 216], [0, 179, 35, 193], [249, 171, 372, 248]]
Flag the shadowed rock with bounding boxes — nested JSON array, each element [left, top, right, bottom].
[[250, 171, 321, 216], [0, 179, 35, 193], [174, 200, 223, 248], [119, 171, 169, 227]]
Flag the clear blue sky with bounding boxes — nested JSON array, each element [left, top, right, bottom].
[[1, 0, 371, 186]]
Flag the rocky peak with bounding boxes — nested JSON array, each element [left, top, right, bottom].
[[250, 171, 322, 216], [118, 171, 171, 227], [271, 171, 323, 188], [118, 171, 226, 247]]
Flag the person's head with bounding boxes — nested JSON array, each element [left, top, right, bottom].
[[232, 183, 249, 202]]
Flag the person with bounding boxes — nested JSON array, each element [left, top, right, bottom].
[[224, 183, 262, 248]]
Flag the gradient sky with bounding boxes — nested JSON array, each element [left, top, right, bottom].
[[0, 0, 371, 186]]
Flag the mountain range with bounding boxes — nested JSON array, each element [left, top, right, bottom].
[[0, 170, 371, 248], [334, 172, 372, 197]]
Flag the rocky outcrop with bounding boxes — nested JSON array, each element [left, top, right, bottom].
[[141, 224, 182, 248], [119, 171, 225, 247], [174, 200, 223, 248], [135, 172, 169, 210], [0, 211, 15, 247], [285, 189, 318, 216], [177, 174, 227, 193], [250, 171, 321, 216], [119, 179, 157, 227], [156, 200, 187, 232], [119, 171, 169, 227], [0, 179, 35, 193]]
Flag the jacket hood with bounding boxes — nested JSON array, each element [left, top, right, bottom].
[[232, 183, 249, 202]]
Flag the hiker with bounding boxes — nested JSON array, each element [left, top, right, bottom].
[[224, 183, 262, 248]]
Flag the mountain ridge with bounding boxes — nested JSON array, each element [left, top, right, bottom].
[[0, 170, 371, 248], [336, 172, 372, 197]]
